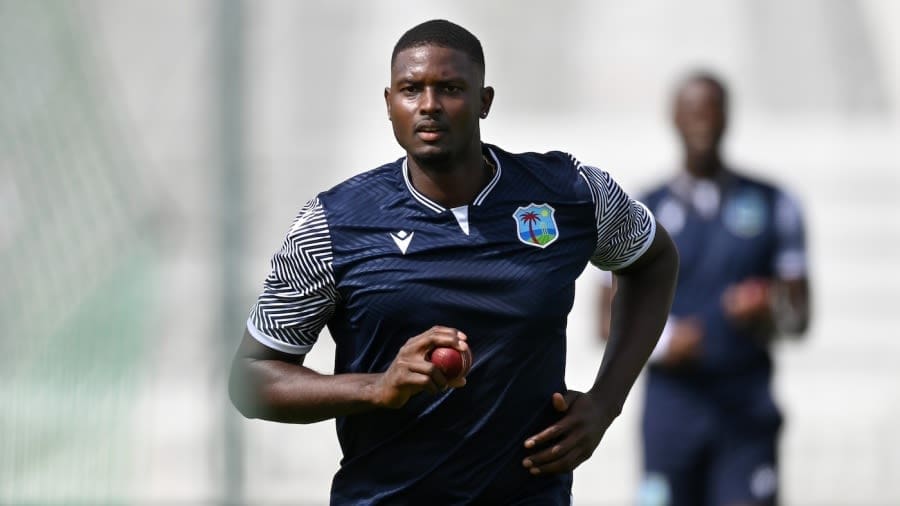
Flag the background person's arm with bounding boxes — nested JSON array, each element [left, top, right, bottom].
[[722, 190, 811, 339], [599, 277, 703, 368]]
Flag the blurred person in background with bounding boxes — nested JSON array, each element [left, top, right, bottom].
[[229, 19, 678, 505], [597, 72, 811, 506]]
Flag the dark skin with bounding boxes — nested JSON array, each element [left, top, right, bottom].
[[599, 79, 810, 364], [385, 45, 495, 208], [229, 46, 488, 424], [230, 43, 680, 478], [522, 226, 678, 475], [229, 326, 468, 424], [598, 78, 810, 506]]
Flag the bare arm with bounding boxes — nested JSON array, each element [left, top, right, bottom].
[[599, 272, 705, 368], [228, 326, 469, 424], [589, 224, 679, 413], [721, 189, 812, 339], [522, 225, 679, 474], [721, 276, 810, 339], [597, 277, 615, 342], [773, 277, 810, 335]]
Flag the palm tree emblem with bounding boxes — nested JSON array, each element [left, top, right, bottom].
[[519, 211, 541, 244], [515, 204, 557, 248]]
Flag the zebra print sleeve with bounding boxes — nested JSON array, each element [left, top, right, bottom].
[[246, 197, 338, 355], [578, 164, 657, 271]]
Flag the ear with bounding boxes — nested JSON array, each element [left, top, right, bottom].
[[384, 87, 393, 121], [384, 87, 392, 120], [479, 86, 495, 119]]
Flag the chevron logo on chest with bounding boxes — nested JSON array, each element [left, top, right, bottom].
[[390, 230, 414, 254]]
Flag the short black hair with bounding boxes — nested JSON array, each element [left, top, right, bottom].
[[678, 71, 729, 110], [391, 19, 485, 74]]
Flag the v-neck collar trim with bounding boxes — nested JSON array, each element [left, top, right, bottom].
[[669, 168, 735, 200], [402, 147, 502, 214]]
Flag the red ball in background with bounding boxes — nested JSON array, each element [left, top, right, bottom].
[[428, 346, 473, 381]]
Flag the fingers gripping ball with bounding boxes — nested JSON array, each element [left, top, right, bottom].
[[428, 347, 473, 381]]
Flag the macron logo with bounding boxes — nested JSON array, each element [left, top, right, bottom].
[[390, 230, 414, 255]]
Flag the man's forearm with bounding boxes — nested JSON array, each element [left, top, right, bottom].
[[771, 278, 810, 335], [230, 359, 383, 424], [589, 228, 679, 415]]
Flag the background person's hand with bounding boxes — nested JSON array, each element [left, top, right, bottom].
[[661, 317, 704, 367], [371, 326, 468, 409], [722, 277, 772, 321]]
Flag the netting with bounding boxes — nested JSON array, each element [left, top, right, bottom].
[[0, 1, 158, 502]]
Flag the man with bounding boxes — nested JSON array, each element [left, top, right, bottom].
[[230, 19, 678, 505], [598, 73, 811, 506]]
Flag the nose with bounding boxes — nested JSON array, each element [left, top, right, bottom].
[[419, 87, 442, 115]]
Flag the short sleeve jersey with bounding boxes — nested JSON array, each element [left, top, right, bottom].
[[642, 169, 807, 378], [247, 144, 655, 505]]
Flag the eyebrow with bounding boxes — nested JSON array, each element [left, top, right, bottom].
[[394, 76, 468, 86]]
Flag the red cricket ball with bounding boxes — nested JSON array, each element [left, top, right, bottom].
[[428, 346, 473, 381]]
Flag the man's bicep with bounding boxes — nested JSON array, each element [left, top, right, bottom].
[[613, 222, 676, 276], [229, 329, 306, 418], [236, 328, 306, 365]]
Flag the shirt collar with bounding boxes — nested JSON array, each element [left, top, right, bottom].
[[402, 146, 503, 213], [669, 168, 735, 218]]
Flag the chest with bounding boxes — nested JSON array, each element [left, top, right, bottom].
[[652, 189, 776, 281], [329, 200, 597, 330]]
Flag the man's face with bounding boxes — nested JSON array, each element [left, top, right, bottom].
[[674, 80, 726, 158], [385, 45, 491, 166]]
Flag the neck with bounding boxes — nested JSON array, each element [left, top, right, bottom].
[[408, 146, 494, 208], [684, 151, 722, 179]]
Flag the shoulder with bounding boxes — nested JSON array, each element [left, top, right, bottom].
[[639, 179, 675, 206], [728, 169, 778, 194], [728, 169, 802, 209], [316, 158, 405, 220], [320, 158, 403, 200], [491, 144, 611, 197], [486, 144, 596, 202], [489, 144, 581, 177]]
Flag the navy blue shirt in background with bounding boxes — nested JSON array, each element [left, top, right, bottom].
[[641, 169, 807, 433]]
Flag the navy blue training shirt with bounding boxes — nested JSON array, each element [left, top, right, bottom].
[[642, 169, 806, 380], [247, 144, 656, 505]]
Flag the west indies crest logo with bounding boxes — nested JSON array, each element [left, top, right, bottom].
[[513, 203, 559, 248]]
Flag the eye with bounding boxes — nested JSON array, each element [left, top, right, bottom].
[[443, 85, 462, 94]]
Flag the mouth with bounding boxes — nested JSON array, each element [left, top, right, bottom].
[[415, 123, 447, 142]]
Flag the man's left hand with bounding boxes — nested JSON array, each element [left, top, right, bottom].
[[521, 391, 615, 475], [722, 277, 772, 321]]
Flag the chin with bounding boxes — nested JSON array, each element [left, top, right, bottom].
[[688, 144, 716, 158], [410, 145, 453, 168]]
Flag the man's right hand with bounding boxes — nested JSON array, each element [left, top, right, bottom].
[[661, 318, 703, 367], [371, 326, 469, 409]]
